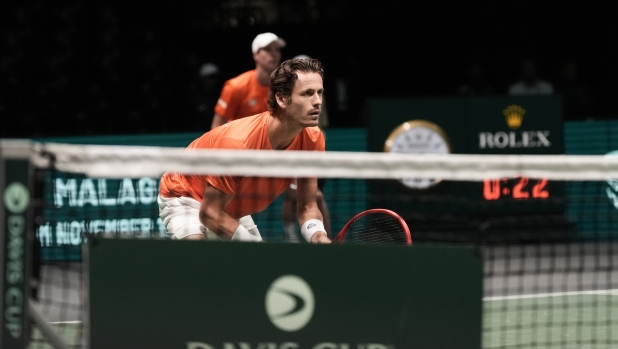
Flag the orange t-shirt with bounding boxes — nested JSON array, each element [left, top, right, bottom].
[[214, 70, 270, 122], [159, 111, 326, 219]]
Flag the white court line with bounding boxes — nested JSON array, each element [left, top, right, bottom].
[[48, 321, 81, 324], [484, 289, 618, 301], [50, 289, 618, 324]]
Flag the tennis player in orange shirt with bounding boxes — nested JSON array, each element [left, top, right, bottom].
[[158, 59, 331, 244], [210, 32, 285, 130]]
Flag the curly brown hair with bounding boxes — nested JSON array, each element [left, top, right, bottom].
[[267, 58, 325, 112]]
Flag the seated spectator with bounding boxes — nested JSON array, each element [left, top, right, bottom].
[[508, 58, 554, 95]]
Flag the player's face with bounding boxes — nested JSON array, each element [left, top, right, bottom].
[[254, 42, 282, 73], [285, 72, 323, 128]]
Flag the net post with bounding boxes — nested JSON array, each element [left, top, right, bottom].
[[27, 300, 69, 349], [0, 139, 34, 349], [81, 232, 91, 349]]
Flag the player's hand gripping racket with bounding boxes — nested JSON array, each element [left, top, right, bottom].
[[332, 209, 412, 245]]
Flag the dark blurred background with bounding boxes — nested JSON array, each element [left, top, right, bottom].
[[1, 0, 616, 138]]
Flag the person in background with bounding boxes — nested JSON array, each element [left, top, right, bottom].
[[508, 57, 554, 95], [192, 62, 222, 130], [210, 32, 286, 130]]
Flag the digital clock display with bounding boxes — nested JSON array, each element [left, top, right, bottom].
[[483, 177, 550, 200]]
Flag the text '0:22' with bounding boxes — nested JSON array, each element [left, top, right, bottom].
[[483, 177, 549, 201]]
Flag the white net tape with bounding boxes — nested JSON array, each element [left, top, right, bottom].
[[8, 140, 618, 180]]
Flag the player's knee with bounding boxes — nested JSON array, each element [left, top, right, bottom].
[[198, 211, 211, 226]]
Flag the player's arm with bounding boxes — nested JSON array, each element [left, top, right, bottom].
[[281, 180, 300, 242], [210, 113, 228, 130], [296, 177, 331, 244], [199, 182, 262, 242]]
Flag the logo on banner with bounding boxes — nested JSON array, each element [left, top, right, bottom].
[[478, 105, 551, 149], [4, 182, 29, 214], [3, 181, 30, 339], [503, 104, 525, 129], [265, 275, 315, 332]]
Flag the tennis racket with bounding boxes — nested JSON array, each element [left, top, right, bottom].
[[332, 209, 412, 245]]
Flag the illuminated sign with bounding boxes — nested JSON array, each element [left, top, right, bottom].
[[483, 177, 549, 201], [37, 175, 166, 261]]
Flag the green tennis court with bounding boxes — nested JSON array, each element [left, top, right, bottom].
[[483, 291, 618, 348], [29, 323, 80, 349]]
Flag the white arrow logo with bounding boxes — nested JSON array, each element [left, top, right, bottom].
[[4, 182, 29, 214], [265, 275, 315, 332]]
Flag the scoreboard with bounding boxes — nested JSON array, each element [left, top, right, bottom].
[[367, 95, 567, 238]]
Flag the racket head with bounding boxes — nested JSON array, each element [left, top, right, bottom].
[[332, 209, 412, 245]]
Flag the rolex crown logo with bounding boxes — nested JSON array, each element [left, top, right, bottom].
[[503, 104, 526, 129]]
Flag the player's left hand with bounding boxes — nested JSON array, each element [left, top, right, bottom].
[[310, 231, 331, 244]]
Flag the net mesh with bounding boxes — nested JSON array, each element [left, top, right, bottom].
[[7, 141, 618, 348]]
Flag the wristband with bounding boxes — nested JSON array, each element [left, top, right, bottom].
[[231, 225, 262, 242], [238, 215, 262, 239], [301, 219, 325, 242]]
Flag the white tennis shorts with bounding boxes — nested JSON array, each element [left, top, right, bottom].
[[157, 195, 260, 240], [157, 196, 213, 240]]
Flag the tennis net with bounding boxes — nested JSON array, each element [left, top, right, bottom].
[[1, 140, 617, 348]]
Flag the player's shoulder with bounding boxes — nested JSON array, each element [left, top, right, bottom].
[[215, 112, 269, 148], [538, 80, 554, 90], [508, 81, 525, 94], [215, 136, 247, 150], [226, 70, 256, 87]]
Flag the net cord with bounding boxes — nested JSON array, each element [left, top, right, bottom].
[[19, 140, 618, 180]]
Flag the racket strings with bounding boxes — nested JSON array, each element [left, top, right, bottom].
[[344, 212, 408, 244]]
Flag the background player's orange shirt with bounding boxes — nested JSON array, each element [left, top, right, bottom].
[[159, 111, 326, 219], [214, 70, 270, 122]]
